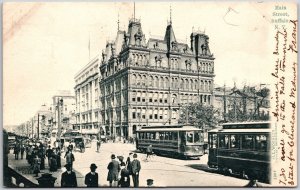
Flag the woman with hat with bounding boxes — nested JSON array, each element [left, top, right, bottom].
[[107, 154, 121, 187], [85, 163, 99, 187], [119, 162, 130, 187]]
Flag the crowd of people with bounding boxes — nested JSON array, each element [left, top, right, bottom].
[[12, 139, 143, 188], [60, 153, 141, 188], [13, 141, 64, 177]]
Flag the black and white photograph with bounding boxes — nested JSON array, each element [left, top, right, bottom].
[[3, 1, 297, 187]]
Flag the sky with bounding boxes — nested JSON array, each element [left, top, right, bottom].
[[3, 2, 278, 126]]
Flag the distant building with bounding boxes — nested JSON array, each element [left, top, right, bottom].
[[98, 17, 215, 139], [52, 91, 76, 136], [74, 58, 100, 138], [213, 85, 270, 122]]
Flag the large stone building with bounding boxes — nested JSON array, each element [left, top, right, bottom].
[[74, 58, 101, 137], [99, 18, 215, 139]]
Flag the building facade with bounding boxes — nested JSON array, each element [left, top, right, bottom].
[[214, 85, 270, 122], [74, 58, 101, 137], [52, 91, 76, 135], [99, 18, 215, 139]]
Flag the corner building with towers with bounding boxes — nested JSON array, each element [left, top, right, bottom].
[[98, 17, 215, 139]]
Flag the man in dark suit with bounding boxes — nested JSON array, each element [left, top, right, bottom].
[[131, 153, 141, 187], [107, 154, 120, 187], [61, 164, 77, 187], [85, 163, 99, 187]]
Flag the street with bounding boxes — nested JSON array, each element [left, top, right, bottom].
[[8, 141, 271, 187], [70, 141, 250, 187]]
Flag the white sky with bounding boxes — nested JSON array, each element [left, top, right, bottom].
[[3, 2, 278, 125]]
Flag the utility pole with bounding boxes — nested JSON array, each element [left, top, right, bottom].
[[31, 117, 34, 138], [37, 113, 40, 139], [57, 98, 62, 140], [223, 84, 227, 121]]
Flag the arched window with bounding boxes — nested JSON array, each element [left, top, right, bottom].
[[160, 77, 164, 88], [180, 79, 184, 89], [149, 76, 154, 87], [143, 75, 147, 86], [155, 76, 159, 88], [195, 80, 198, 90], [185, 79, 189, 90], [165, 77, 169, 88], [172, 94, 177, 103], [190, 79, 193, 90], [132, 74, 136, 86]]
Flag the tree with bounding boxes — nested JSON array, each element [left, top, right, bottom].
[[178, 103, 220, 131]]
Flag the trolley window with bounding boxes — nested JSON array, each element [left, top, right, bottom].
[[172, 132, 178, 141], [230, 135, 240, 149], [186, 131, 194, 144], [255, 135, 268, 152], [219, 135, 229, 149], [209, 134, 217, 149], [242, 135, 255, 150]]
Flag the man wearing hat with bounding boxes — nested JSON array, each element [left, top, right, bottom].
[[107, 154, 120, 187], [131, 153, 141, 187], [61, 164, 77, 187], [85, 163, 99, 187]]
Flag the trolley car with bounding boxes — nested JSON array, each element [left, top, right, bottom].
[[136, 125, 205, 159], [208, 121, 271, 183]]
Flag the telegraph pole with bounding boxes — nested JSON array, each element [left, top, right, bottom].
[[37, 113, 40, 139], [31, 117, 34, 138]]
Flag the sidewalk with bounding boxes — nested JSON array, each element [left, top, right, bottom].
[[8, 151, 85, 187]]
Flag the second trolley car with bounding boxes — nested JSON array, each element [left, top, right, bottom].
[[136, 125, 205, 158], [208, 121, 271, 183]]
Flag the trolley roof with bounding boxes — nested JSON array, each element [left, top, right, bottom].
[[218, 128, 271, 133], [221, 121, 270, 129], [137, 125, 202, 132]]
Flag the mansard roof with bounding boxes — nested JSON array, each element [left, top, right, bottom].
[[114, 30, 126, 56]]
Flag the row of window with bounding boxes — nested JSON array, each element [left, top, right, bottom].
[[131, 75, 213, 91], [75, 64, 99, 85], [209, 134, 268, 152], [138, 131, 203, 144]]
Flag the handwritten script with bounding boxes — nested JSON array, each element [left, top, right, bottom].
[[272, 19, 297, 186]]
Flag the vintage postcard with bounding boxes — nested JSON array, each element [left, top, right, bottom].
[[3, 1, 297, 188]]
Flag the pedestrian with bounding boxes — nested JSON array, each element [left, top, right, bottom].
[[119, 162, 130, 187], [245, 172, 262, 187], [118, 155, 125, 165], [13, 143, 20, 160], [61, 164, 77, 187], [126, 153, 133, 175], [147, 179, 154, 187], [49, 151, 58, 172], [38, 145, 46, 170], [64, 140, 70, 152], [85, 163, 99, 187], [65, 149, 75, 171], [96, 140, 101, 152], [28, 145, 34, 165], [146, 144, 153, 161], [131, 153, 141, 187], [32, 154, 41, 177], [80, 141, 84, 153], [107, 154, 121, 187], [56, 147, 61, 169], [25, 145, 29, 161], [20, 145, 25, 160], [46, 145, 53, 168]]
